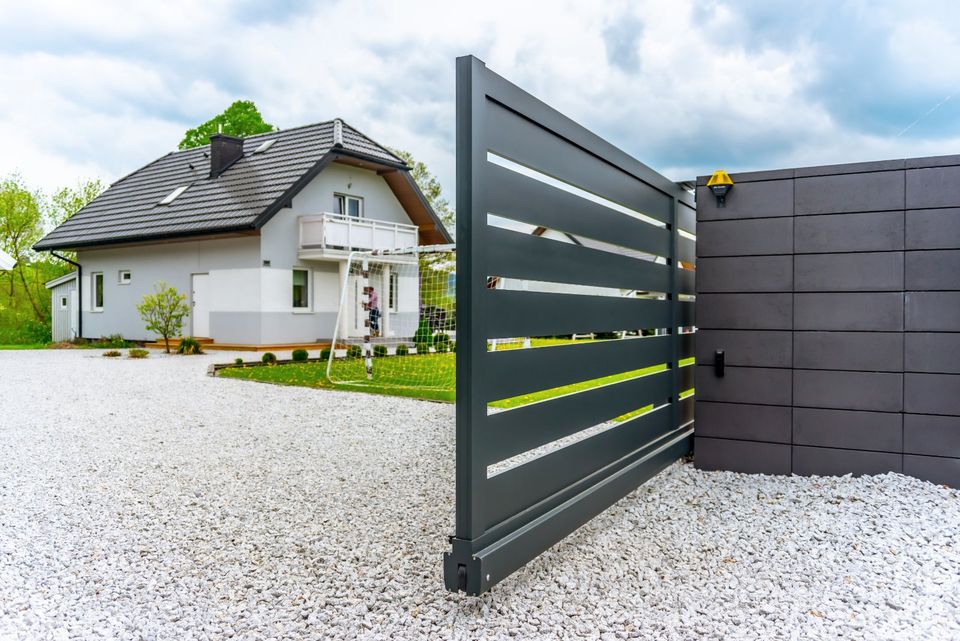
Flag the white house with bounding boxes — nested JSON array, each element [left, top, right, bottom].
[[34, 119, 451, 347]]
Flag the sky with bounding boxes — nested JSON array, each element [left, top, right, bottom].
[[1, 0, 959, 201]]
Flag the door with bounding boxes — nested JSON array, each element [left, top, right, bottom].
[[349, 275, 365, 337], [191, 274, 210, 338], [445, 56, 696, 595]]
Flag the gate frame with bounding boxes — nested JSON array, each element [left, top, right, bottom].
[[445, 55, 696, 595]]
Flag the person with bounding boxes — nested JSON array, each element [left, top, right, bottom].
[[368, 287, 380, 337]]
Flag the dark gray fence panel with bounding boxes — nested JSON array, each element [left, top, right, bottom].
[[446, 55, 695, 595]]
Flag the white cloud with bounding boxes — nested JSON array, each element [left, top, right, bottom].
[[1, 0, 958, 197]]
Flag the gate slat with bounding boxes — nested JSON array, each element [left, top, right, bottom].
[[483, 401, 678, 530], [487, 226, 670, 293], [483, 369, 674, 466], [484, 162, 672, 258], [484, 334, 680, 402], [486, 290, 672, 339]]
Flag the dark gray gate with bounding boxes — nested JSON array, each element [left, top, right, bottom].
[[444, 56, 697, 595]]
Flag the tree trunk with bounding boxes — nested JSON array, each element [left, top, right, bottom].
[[164, 334, 171, 354], [16, 266, 44, 321]]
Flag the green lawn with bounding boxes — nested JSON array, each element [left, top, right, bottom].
[[0, 344, 48, 350], [219, 349, 694, 412]]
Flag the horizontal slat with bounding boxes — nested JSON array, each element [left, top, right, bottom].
[[678, 235, 696, 264], [483, 162, 671, 257], [484, 334, 680, 401], [486, 290, 671, 338], [678, 202, 696, 234], [484, 401, 679, 529], [679, 300, 695, 326], [679, 268, 695, 295], [469, 427, 691, 593], [484, 100, 674, 224], [486, 226, 669, 293], [484, 368, 674, 464], [678, 363, 695, 391]]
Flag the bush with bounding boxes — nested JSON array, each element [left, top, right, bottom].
[[347, 344, 363, 359], [234, 357, 244, 365], [413, 318, 433, 346], [320, 347, 332, 360], [292, 348, 309, 362], [128, 348, 149, 359], [373, 344, 388, 358], [434, 333, 451, 353], [177, 337, 204, 355], [414, 342, 430, 355], [261, 352, 277, 364], [102, 350, 121, 358], [95, 334, 132, 348], [394, 343, 409, 356]]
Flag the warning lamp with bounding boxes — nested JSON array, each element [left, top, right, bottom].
[[707, 170, 734, 208]]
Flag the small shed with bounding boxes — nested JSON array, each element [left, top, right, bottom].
[[46, 272, 78, 342]]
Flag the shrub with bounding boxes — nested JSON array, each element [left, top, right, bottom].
[[320, 347, 332, 360], [373, 344, 388, 358], [434, 333, 451, 353], [137, 282, 190, 353], [102, 350, 121, 358], [394, 343, 409, 356], [177, 337, 204, 355], [128, 348, 149, 359], [292, 348, 309, 362], [413, 318, 433, 346], [347, 344, 363, 359], [261, 352, 277, 364], [94, 334, 132, 349], [234, 357, 244, 365], [414, 342, 430, 355]]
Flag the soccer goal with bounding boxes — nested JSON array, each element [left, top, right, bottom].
[[325, 245, 456, 399]]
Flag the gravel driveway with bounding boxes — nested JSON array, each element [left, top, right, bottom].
[[0, 348, 958, 640]]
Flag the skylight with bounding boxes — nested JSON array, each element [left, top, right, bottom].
[[253, 139, 276, 154], [159, 185, 189, 205]]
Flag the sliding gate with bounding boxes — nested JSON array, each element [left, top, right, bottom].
[[444, 56, 697, 595]]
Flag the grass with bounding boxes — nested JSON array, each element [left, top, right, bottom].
[[219, 345, 695, 413], [0, 343, 48, 350]]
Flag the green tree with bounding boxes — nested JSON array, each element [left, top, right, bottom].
[[179, 100, 276, 150], [391, 149, 455, 232], [49, 178, 105, 226], [136, 282, 190, 353], [0, 175, 45, 320]]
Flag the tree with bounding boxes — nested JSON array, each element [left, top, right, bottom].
[[391, 149, 455, 232], [136, 282, 190, 353], [179, 100, 276, 150], [49, 179, 105, 226], [0, 175, 45, 320]]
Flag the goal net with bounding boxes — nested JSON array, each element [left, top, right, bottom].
[[326, 245, 456, 400]]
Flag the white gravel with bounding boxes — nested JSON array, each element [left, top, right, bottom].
[[0, 348, 958, 641]]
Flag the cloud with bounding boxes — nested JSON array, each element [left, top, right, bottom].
[[1, 0, 958, 198]]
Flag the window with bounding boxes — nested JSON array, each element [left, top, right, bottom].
[[60, 296, 68, 310], [92, 272, 104, 311], [389, 272, 399, 312], [253, 139, 276, 154], [292, 269, 309, 309], [335, 194, 363, 218], [118, 270, 131, 285], [159, 185, 189, 205]]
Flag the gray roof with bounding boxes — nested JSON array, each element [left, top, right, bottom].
[[35, 120, 410, 250]]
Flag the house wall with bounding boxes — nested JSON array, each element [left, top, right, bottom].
[[694, 154, 960, 487], [78, 236, 261, 341], [49, 277, 77, 342]]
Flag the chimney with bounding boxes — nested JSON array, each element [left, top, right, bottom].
[[209, 133, 244, 178]]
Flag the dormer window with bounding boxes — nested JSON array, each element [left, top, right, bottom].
[[159, 185, 189, 205], [335, 194, 363, 218]]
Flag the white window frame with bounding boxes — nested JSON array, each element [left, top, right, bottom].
[[335, 193, 364, 219], [118, 270, 131, 285], [389, 272, 399, 312], [292, 268, 311, 312], [59, 296, 68, 310], [91, 272, 104, 312]]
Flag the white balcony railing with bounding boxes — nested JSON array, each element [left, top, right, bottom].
[[299, 213, 419, 253]]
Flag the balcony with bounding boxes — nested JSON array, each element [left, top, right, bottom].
[[298, 213, 419, 258]]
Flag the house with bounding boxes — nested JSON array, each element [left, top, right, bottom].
[[34, 119, 451, 347], [0, 248, 14, 270]]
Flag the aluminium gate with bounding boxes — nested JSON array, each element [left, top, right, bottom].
[[444, 56, 697, 595]]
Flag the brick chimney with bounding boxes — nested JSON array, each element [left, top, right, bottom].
[[209, 133, 244, 178]]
